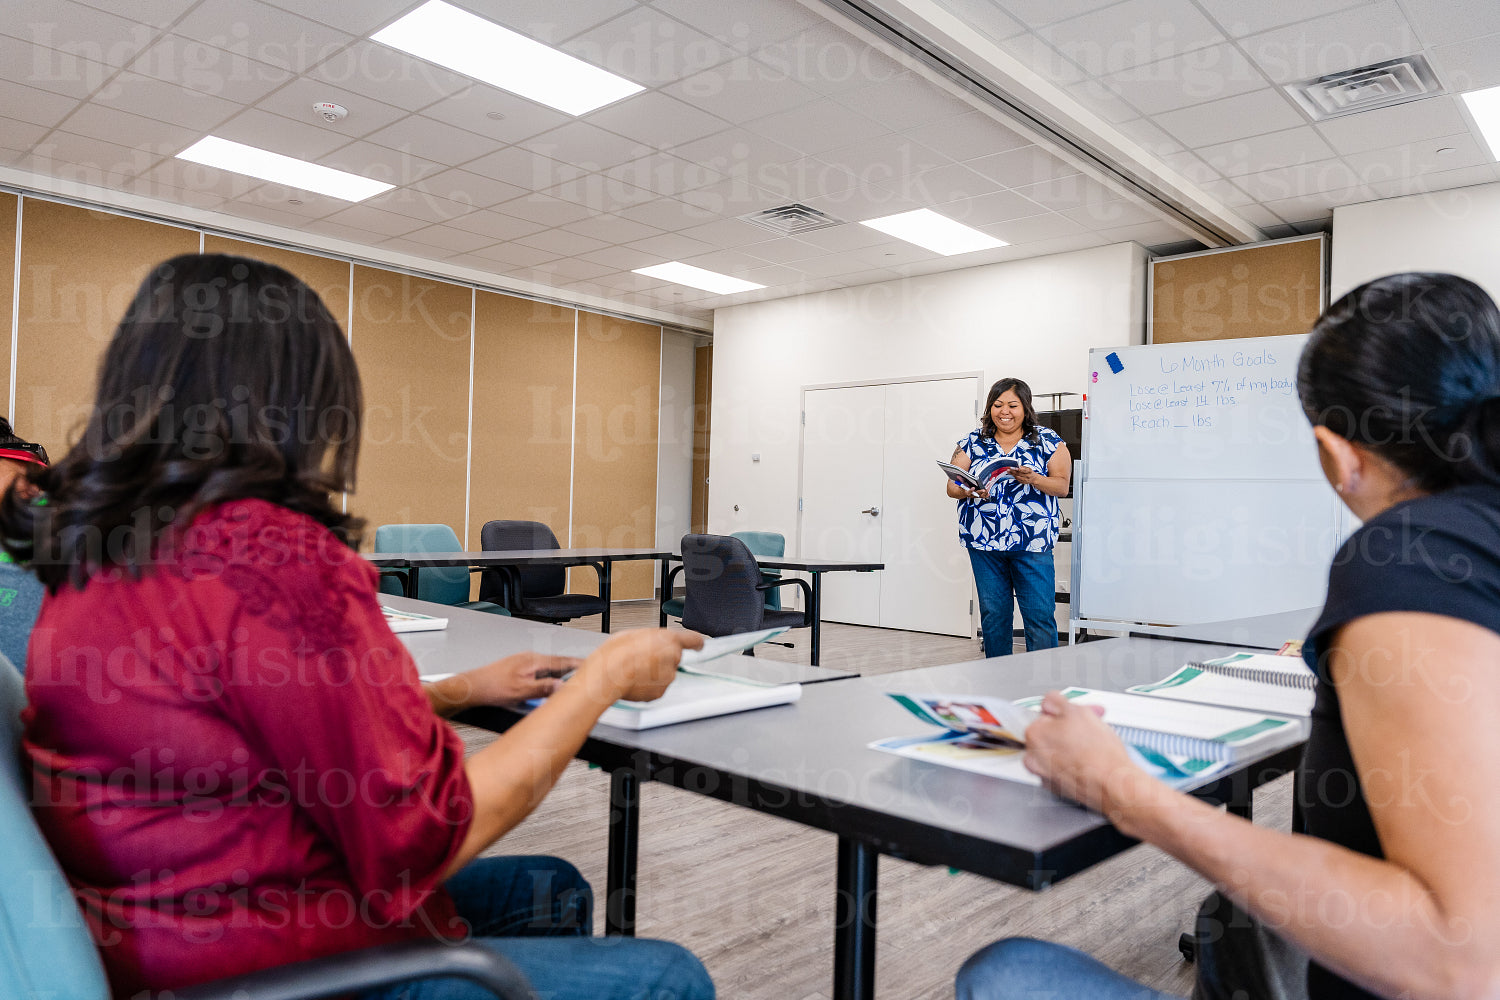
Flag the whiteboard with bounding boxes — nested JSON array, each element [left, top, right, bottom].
[[1076, 335, 1347, 627], [1085, 335, 1320, 481]]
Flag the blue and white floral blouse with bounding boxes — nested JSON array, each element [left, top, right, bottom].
[[954, 426, 1063, 552]]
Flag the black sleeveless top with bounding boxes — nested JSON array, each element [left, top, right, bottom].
[[1299, 484, 1500, 999]]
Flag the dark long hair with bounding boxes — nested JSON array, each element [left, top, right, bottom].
[[980, 377, 1040, 443], [1298, 272, 1500, 490], [0, 253, 364, 589]]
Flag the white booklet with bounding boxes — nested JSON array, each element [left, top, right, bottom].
[[677, 627, 788, 675], [382, 605, 449, 633], [600, 672, 801, 730], [1127, 652, 1316, 717]]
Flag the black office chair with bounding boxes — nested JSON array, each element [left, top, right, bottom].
[[678, 533, 812, 645], [479, 520, 608, 624]]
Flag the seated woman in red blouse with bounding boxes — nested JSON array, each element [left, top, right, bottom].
[[0, 254, 713, 1000]]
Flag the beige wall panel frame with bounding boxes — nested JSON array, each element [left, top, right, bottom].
[[572, 312, 661, 601], [202, 236, 352, 332], [1, 194, 15, 421], [691, 344, 712, 536], [1150, 234, 1326, 344], [468, 291, 575, 573], [16, 199, 197, 456], [348, 265, 471, 549]]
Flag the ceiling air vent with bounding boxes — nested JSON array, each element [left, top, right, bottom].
[[740, 203, 845, 236], [1286, 55, 1444, 121]]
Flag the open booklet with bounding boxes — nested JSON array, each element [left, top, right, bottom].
[[382, 605, 449, 633], [1127, 651, 1316, 717], [872, 682, 1310, 788], [599, 627, 796, 729]]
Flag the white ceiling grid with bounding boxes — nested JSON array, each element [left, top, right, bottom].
[[0, 0, 1492, 328]]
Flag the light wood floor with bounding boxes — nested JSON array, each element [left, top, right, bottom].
[[457, 601, 1293, 999]]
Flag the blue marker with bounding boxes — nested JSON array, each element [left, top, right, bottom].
[[1105, 351, 1124, 374]]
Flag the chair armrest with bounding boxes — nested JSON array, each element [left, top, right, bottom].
[[170, 940, 531, 1000], [662, 563, 685, 595], [757, 577, 815, 626]]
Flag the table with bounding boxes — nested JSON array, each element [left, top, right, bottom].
[[445, 630, 1303, 1000], [658, 554, 884, 665], [1116, 607, 1321, 650], [369, 548, 671, 632]]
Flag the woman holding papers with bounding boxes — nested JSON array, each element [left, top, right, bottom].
[[946, 377, 1071, 656], [0, 255, 713, 1000], [959, 273, 1500, 1000]]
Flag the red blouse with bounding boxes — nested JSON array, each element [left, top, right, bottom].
[[23, 500, 474, 996]]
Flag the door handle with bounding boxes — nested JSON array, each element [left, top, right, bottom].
[[860, 507, 881, 516]]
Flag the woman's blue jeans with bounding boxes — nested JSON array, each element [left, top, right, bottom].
[[361, 855, 714, 1000], [957, 937, 1185, 1000], [967, 548, 1059, 656]]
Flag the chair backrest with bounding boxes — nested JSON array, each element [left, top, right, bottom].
[[731, 530, 785, 611], [680, 534, 765, 637], [373, 524, 470, 606], [0, 655, 111, 1000], [478, 521, 565, 604]]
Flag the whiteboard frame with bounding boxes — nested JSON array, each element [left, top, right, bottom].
[[1146, 232, 1328, 345]]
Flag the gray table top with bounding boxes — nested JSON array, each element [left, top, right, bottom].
[[1107, 607, 1322, 651], [386, 595, 856, 686], [456, 635, 1302, 889], [664, 553, 885, 572], [368, 548, 672, 567]]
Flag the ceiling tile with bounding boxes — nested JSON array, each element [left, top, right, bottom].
[[445, 208, 549, 242], [649, 0, 826, 46], [415, 168, 529, 210], [2, 0, 157, 68], [235, 187, 353, 219], [452, 0, 640, 45], [543, 174, 661, 214], [984, 0, 1124, 30], [365, 188, 479, 225], [311, 203, 428, 238], [418, 83, 574, 145], [675, 217, 773, 247], [561, 213, 665, 245], [561, 6, 731, 86], [1153, 88, 1303, 147], [669, 127, 801, 180], [138, 157, 265, 201], [1229, 202, 1289, 228], [874, 161, 992, 204], [258, 0, 412, 36], [254, 76, 410, 140], [173, 0, 355, 74], [514, 228, 611, 257], [127, 34, 293, 107], [747, 23, 905, 98], [0, 115, 47, 153], [60, 101, 199, 151], [1193, 175, 1256, 207], [786, 222, 899, 253], [800, 186, 928, 222], [307, 41, 474, 114], [520, 120, 651, 171], [215, 108, 352, 160], [679, 247, 778, 274], [1429, 31, 1500, 93], [0, 33, 111, 100], [988, 211, 1085, 243], [1158, 149, 1220, 184], [678, 177, 786, 218], [624, 231, 717, 260], [754, 156, 859, 202], [321, 140, 446, 188], [1344, 133, 1492, 186], [31, 131, 157, 178], [491, 192, 598, 228], [665, 57, 822, 124], [72, 0, 197, 28], [603, 153, 722, 199], [745, 99, 891, 156], [463, 146, 587, 192], [929, 0, 1027, 39], [1398, 0, 1500, 48], [1195, 126, 1336, 177], [363, 115, 501, 169], [531, 257, 619, 283], [0, 78, 80, 128], [1062, 78, 1140, 123], [210, 199, 313, 228], [1193, 0, 1367, 37], [584, 91, 729, 150], [579, 244, 665, 271], [813, 132, 951, 179], [995, 33, 1086, 85], [1233, 159, 1365, 201], [934, 189, 1049, 226], [1255, 195, 1342, 224], [1099, 43, 1266, 115], [834, 73, 975, 132], [1061, 198, 1165, 228], [1011, 173, 1123, 210], [1113, 117, 1184, 155], [1043, 0, 1224, 75], [1097, 219, 1196, 245], [966, 144, 1081, 186], [1313, 96, 1470, 156], [1239, 1, 1421, 85], [460, 241, 563, 268], [1366, 162, 1500, 198]]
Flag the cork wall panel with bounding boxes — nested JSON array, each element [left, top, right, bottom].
[[202, 236, 351, 331], [468, 291, 574, 553], [15, 199, 197, 456], [571, 312, 660, 600], [348, 265, 471, 548], [0, 194, 15, 421], [691, 344, 711, 534], [1151, 236, 1325, 344]]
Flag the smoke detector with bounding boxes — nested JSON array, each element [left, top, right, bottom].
[[312, 102, 348, 123]]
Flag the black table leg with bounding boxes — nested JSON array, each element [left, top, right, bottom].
[[833, 837, 877, 1000], [658, 559, 670, 627], [405, 565, 420, 599], [605, 768, 639, 937], [809, 572, 823, 666], [600, 561, 612, 633]]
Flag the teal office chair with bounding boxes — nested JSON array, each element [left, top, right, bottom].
[[0, 655, 531, 1000], [661, 530, 785, 625], [374, 523, 509, 615]]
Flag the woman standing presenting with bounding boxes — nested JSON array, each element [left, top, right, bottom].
[[947, 378, 1071, 656]]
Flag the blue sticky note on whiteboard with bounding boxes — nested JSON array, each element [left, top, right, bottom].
[[1104, 351, 1124, 374]]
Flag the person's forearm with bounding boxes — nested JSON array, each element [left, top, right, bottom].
[[424, 676, 475, 718], [1034, 475, 1069, 497], [1115, 774, 1494, 1000]]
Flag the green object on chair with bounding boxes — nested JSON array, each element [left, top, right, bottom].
[[662, 530, 785, 622], [374, 523, 510, 615]]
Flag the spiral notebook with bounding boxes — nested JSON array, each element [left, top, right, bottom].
[[1127, 652, 1316, 717]]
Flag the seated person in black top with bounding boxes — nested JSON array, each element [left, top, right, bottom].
[[957, 273, 1500, 1000]]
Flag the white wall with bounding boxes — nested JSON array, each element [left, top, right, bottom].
[[707, 242, 1148, 547], [1332, 182, 1500, 301], [655, 330, 699, 555]]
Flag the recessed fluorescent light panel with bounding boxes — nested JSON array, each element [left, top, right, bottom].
[[859, 209, 1009, 256], [634, 263, 765, 295], [373, 0, 644, 116], [176, 136, 394, 202], [1462, 85, 1500, 159]]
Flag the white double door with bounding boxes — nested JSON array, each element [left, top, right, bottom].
[[799, 377, 978, 636]]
